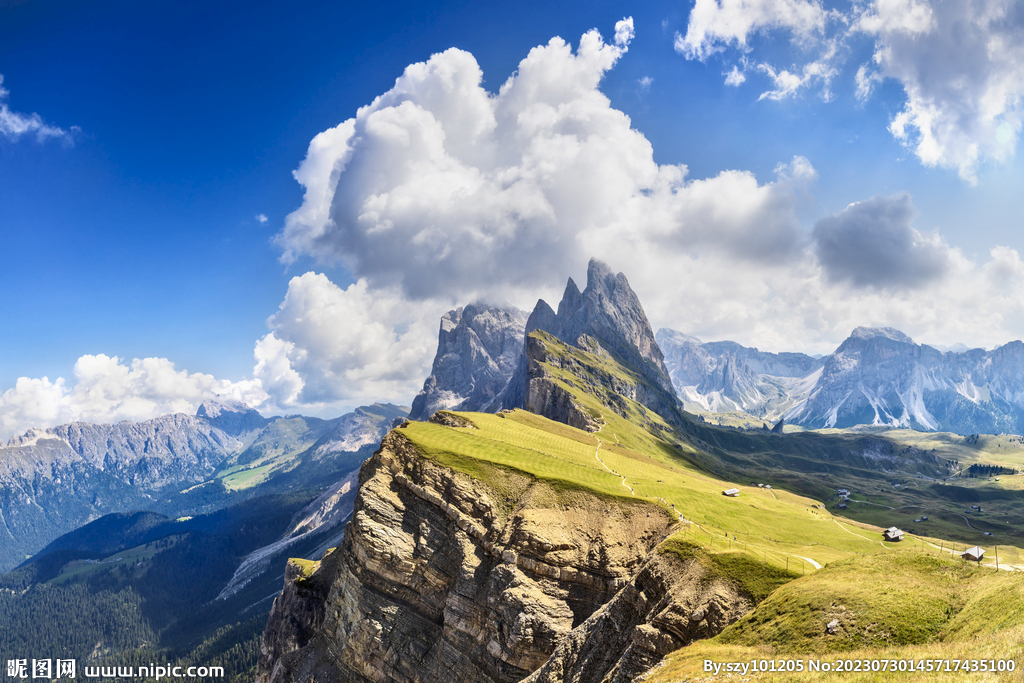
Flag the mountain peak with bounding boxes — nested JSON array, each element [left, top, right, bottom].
[[528, 258, 675, 396], [849, 327, 915, 344], [656, 328, 702, 346], [409, 303, 528, 420], [196, 399, 256, 418], [196, 400, 268, 436]]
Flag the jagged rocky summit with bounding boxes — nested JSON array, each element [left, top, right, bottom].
[[529, 258, 674, 396], [412, 258, 679, 424], [409, 304, 527, 420]]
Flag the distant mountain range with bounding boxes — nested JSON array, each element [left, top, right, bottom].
[[0, 401, 406, 572], [658, 326, 1024, 435], [411, 270, 1024, 438]]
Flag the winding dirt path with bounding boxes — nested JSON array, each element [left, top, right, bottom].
[[593, 439, 634, 495]]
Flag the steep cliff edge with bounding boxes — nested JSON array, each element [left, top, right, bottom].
[[259, 425, 677, 683], [256, 410, 781, 683]]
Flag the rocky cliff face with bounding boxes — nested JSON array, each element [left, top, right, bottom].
[[256, 424, 756, 683], [522, 550, 752, 683], [410, 304, 528, 420], [540, 259, 674, 397], [197, 400, 270, 436]]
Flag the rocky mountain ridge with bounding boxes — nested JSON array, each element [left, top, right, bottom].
[[785, 327, 1024, 433], [412, 258, 678, 420], [659, 326, 1024, 435]]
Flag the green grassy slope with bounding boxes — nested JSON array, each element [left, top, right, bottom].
[[395, 332, 1024, 680]]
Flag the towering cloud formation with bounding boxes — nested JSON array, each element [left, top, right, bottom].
[[254, 18, 1024, 413], [260, 18, 821, 409]]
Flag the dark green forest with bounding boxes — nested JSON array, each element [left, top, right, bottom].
[[0, 489, 330, 681]]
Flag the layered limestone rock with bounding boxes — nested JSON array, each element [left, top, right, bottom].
[[258, 429, 678, 683], [522, 551, 752, 683], [258, 557, 331, 676], [410, 304, 527, 421]]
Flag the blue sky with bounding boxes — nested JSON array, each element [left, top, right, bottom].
[[3, 0, 1024, 435]]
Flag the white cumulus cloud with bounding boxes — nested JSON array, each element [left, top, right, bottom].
[[262, 18, 1024, 402], [859, 0, 1024, 183], [675, 0, 830, 60], [677, 0, 1024, 182], [254, 274, 442, 409], [0, 355, 267, 441]]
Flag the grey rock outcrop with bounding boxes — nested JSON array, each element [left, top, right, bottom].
[[410, 304, 527, 421], [522, 551, 752, 683]]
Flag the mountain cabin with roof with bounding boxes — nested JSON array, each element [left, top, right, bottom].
[[883, 527, 904, 542], [962, 546, 985, 562], [722, 488, 739, 497]]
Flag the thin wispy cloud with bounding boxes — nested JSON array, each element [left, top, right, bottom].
[[0, 74, 75, 144]]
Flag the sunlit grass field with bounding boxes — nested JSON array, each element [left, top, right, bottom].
[[401, 405, 887, 575]]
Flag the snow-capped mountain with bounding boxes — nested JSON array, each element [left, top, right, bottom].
[[784, 327, 1024, 433], [659, 325, 1024, 435], [656, 328, 823, 418]]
